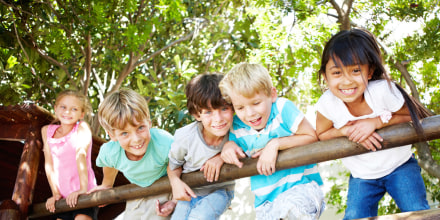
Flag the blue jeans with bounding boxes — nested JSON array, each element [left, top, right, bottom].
[[171, 189, 234, 220], [343, 156, 429, 220]]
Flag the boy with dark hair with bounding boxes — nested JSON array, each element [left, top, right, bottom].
[[168, 73, 235, 220]]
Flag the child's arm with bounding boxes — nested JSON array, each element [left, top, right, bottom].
[[253, 118, 318, 176], [167, 165, 196, 201], [66, 122, 92, 208], [316, 105, 411, 151], [347, 105, 412, 143], [221, 141, 246, 168], [41, 125, 62, 213], [88, 167, 118, 193], [200, 153, 224, 182], [316, 111, 381, 151]]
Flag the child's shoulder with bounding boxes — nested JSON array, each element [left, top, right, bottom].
[[77, 121, 92, 134], [149, 127, 174, 146], [150, 127, 173, 138], [172, 121, 199, 143], [174, 122, 198, 137], [368, 79, 391, 90]]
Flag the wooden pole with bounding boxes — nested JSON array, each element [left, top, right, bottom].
[[358, 208, 440, 220], [12, 125, 43, 220], [28, 115, 440, 218]]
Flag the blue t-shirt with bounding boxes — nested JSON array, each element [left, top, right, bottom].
[[96, 128, 173, 187], [230, 97, 323, 207]]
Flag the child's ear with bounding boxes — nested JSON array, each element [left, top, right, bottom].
[[270, 87, 277, 102], [368, 68, 374, 79], [107, 130, 117, 141], [193, 113, 202, 122]]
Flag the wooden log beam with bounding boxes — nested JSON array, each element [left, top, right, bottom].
[[28, 115, 440, 218], [358, 208, 440, 220], [0, 199, 20, 220]]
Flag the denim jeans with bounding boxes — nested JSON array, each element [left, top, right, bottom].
[[343, 156, 429, 220], [171, 189, 234, 220]]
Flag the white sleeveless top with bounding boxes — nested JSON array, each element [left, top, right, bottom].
[[316, 80, 412, 179]]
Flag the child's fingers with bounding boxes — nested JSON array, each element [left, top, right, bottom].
[[236, 148, 246, 158], [251, 151, 261, 158]]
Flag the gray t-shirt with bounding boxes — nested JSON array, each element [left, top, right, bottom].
[[169, 121, 235, 196]]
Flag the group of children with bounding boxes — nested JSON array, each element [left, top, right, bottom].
[[41, 28, 431, 220]]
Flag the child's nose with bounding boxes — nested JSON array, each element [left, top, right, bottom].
[[245, 107, 255, 117], [342, 73, 354, 84], [213, 111, 222, 121]]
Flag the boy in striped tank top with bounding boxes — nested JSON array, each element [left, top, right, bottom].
[[219, 62, 325, 220]]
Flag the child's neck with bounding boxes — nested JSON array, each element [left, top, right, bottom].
[[54, 123, 76, 138], [202, 130, 223, 147], [344, 97, 373, 117]]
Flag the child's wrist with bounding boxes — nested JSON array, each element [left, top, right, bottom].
[[378, 111, 392, 127]]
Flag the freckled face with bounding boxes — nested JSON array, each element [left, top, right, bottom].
[[324, 58, 372, 105], [194, 105, 234, 142], [110, 119, 152, 161], [228, 88, 277, 131]]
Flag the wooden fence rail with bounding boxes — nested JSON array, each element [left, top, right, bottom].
[[28, 115, 440, 218]]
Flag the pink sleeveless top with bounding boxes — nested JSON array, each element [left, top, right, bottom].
[[47, 122, 97, 198]]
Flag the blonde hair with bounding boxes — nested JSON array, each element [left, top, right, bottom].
[[98, 88, 150, 135], [219, 62, 273, 103], [52, 90, 91, 124]]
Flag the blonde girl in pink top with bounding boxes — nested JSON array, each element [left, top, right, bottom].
[[41, 90, 98, 220]]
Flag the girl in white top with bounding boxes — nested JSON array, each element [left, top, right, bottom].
[[315, 28, 431, 219]]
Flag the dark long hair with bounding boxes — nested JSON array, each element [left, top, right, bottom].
[[319, 28, 432, 137]]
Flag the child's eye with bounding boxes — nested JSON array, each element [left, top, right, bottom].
[[138, 125, 147, 131], [121, 132, 128, 136], [221, 106, 230, 111], [353, 68, 361, 74], [331, 71, 341, 76], [72, 108, 78, 111], [253, 101, 260, 105], [235, 106, 244, 111]]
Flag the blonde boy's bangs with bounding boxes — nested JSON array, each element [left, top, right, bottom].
[[98, 89, 150, 134], [221, 63, 273, 101]]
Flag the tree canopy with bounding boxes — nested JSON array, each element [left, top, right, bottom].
[[1, 0, 439, 216]]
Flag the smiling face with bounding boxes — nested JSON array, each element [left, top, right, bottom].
[[324, 57, 372, 105], [54, 95, 85, 125], [228, 87, 277, 131], [109, 119, 152, 161], [194, 104, 234, 145]]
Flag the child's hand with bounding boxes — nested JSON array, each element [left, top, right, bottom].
[[46, 194, 62, 213], [200, 154, 224, 182], [347, 118, 382, 144], [87, 185, 112, 207], [156, 199, 177, 217], [171, 179, 196, 201], [253, 139, 279, 176], [221, 141, 245, 168], [358, 132, 383, 151], [65, 191, 82, 208]]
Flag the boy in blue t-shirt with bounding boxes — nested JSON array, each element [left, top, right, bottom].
[[91, 88, 176, 220], [219, 62, 325, 219]]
